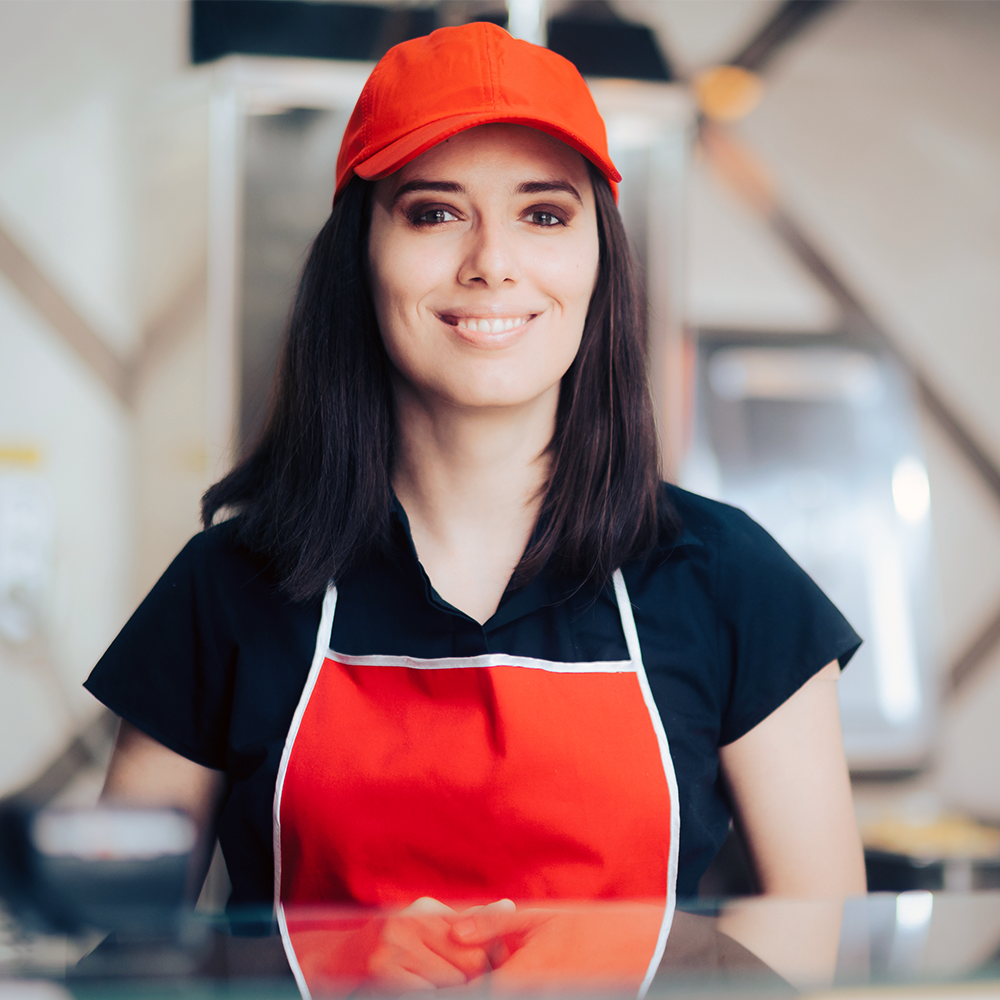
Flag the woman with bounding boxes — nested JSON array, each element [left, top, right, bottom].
[[86, 21, 864, 995]]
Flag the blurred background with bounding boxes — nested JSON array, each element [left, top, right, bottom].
[[0, 0, 998, 898]]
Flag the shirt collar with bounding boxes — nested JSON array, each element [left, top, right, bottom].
[[388, 494, 590, 632]]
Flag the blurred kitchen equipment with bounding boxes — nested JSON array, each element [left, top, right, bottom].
[[0, 802, 195, 936], [862, 811, 1000, 892], [684, 338, 937, 771]]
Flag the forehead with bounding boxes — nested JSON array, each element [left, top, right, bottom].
[[387, 123, 592, 191]]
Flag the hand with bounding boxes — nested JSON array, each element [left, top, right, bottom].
[[450, 901, 663, 991], [366, 896, 514, 991], [449, 901, 551, 972]]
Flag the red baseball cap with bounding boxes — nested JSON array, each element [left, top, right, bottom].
[[334, 22, 621, 202]]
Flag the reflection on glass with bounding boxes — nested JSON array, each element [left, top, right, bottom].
[[4, 881, 1000, 994]]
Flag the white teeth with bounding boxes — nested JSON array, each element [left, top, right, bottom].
[[455, 316, 528, 333]]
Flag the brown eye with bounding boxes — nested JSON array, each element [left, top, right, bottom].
[[526, 211, 564, 227], [413, 207, 458, 225]]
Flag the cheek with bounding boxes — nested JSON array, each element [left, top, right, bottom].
[[366, 262, 436, 383], [543, 237, 600, 318], [369, 242, 450, 332], [368, 209, 423, 329], [368, 234, 408, 323], [366, 221, 393, 328]]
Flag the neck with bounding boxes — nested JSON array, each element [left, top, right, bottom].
[[390, 382, 558, 623]]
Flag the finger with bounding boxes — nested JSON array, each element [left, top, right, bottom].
[[370, 938, 470, 990], [422, 931, 491, 970], [366, 943, 439, 991], [426, 940, 491, 980], [412, 918, 491, 978], [450, 898, 519, 945], [397, 944, 473, 988], [403, 896, 457, 916], [371, 967, 437, 992], [381, 909, 490, 982]]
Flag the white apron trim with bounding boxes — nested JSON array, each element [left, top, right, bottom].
[[325, 648, 634, 674], [273, 571, 679, 1000], [613, 568, 680, 998], [273, 583, 338, 1000]]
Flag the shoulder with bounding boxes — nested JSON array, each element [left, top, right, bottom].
[[645, 483, 856, 646], [646, 483, 860, 744], [623, 483, 773, 619], [85, 517, 319, 764], [652, 482, 777, 561], [110, 517, 303, 664], [176, 515, 251, 565], [169, 516, 280, 595]]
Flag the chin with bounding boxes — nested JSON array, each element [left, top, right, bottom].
[[444, 389, 553, 412], [460, 369, 566, 407]]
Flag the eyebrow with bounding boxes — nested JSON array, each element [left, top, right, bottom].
[[391, 180, 464, 205], [391, 178, 583, 206], [515, 180, 583, 205]]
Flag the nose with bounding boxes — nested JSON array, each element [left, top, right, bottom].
[[457, 216, 520, 288]]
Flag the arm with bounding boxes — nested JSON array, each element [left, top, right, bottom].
[[718, 659, 865, 897], [101, 719, 226, 898], [716, 661, 865, 988]]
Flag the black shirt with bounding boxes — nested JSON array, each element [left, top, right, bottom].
[[84, 484, 860, 903]]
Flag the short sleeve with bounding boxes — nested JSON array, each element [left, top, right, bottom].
[[84, 531, 234, 770], [716, 508, 861, 746]]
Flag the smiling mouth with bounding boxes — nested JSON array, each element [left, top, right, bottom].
[[446, 315, 534, 334]]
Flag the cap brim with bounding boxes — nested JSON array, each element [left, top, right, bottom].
[[350, 113, 621, 198]]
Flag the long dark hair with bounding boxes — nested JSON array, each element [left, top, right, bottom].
[[202, 165, 668, 601]]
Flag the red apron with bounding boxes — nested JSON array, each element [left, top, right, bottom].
[[273, 570, 679, 997]]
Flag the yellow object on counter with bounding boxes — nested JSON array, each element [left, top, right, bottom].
[[862, 813, 1000, 860]]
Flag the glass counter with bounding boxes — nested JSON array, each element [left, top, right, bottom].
[[3, 893, 1000, 999]]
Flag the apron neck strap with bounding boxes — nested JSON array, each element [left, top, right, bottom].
[[611, 569, 643, 667], [316, 583, 339, 663]]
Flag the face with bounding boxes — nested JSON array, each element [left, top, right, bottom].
[[367, 124, 600, 414]]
